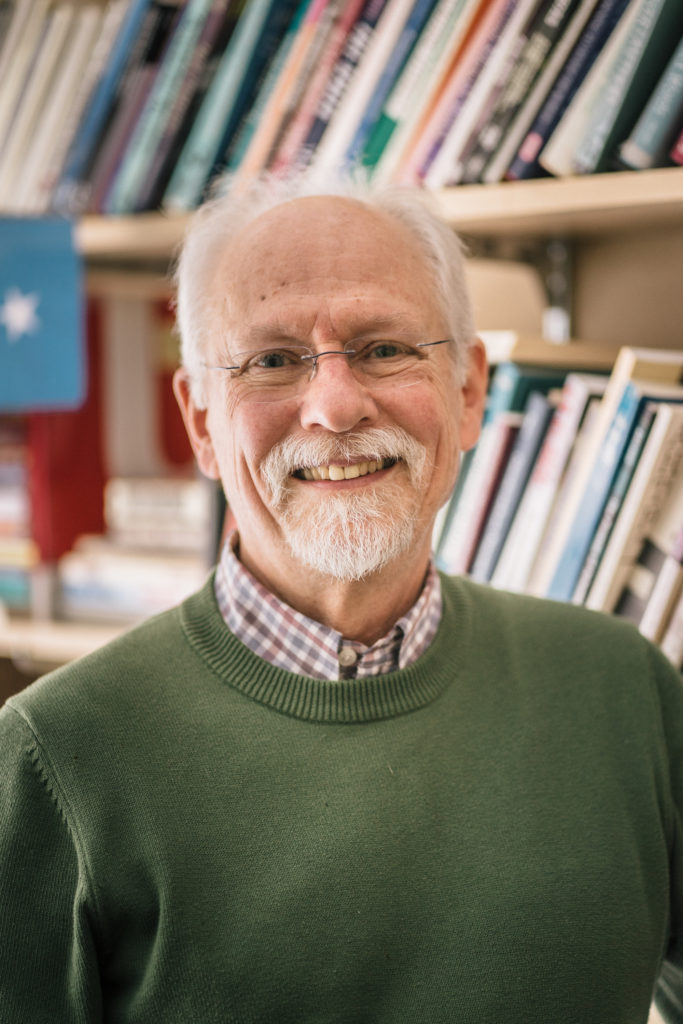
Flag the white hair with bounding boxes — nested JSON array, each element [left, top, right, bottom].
[[173, 172, 476, 408]]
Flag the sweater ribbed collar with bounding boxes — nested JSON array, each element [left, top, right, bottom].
[[180, 574, 470, 724]]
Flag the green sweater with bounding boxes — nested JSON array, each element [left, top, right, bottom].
[[1, 574, 683, 1023]]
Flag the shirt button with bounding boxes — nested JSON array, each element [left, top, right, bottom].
[[338, 646, 358, 668]]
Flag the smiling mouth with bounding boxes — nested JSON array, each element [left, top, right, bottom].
[[293, 457, 398, 481]]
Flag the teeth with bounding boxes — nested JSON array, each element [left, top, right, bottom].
[[298, 458, 392, 480]]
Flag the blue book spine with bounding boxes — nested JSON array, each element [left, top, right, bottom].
[[53, 0, 154, 213], [105, 0, 217, 215], [343, 0, 439, 169], [547, 381, 646, 602]]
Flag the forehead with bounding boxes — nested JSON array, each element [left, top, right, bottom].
[[210, 196, 444, 335]]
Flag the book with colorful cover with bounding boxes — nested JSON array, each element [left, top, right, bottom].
[[469, 390, 555, 582], [482, 0, 604, 184], [572, 0, 683, 173], [341, 0, 440, 171], [507, 0, 630, 180], [104, 0, 226, 215], [53, 0, 158, 215], [163, 0, 298, 210], [269, 0, 366, 173], [585, 401, 683, 613], [456, 0, 583, 184], [388, 0, 513, 185], [547, 379, 683, 602], [618, 34, 683, 170]]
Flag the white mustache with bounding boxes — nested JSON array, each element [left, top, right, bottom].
[[261, 427, 429, 501]]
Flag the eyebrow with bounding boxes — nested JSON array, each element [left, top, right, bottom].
[[239, 313, 424, 347]]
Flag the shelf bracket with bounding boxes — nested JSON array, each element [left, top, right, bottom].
[[463, 234, 575, 343]]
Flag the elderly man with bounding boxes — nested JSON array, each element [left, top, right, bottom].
[[1, 179, 682, 1023]]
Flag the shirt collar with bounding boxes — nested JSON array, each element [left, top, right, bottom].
[[214, 533, 442, 681]]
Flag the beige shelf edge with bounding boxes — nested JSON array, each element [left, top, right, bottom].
[[434, 167, 683, 237], [0, 617, 123, 668], [75, 169, 683, 260]]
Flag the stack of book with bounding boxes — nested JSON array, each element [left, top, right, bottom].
[[0, 0, 681, 215], [435, 344, 683, 667], [0, 416, 36, 612]]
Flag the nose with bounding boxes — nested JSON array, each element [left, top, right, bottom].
[[298, 351, 379, 433]]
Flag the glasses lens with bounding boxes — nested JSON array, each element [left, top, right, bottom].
[[349, 340, 423, 379]]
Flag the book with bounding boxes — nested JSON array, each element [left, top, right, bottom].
[[424, 0, 544, 188], [226, 0, 332, 182], [507, 0, 631, 180], [491, 372, 607, 592], [437, 410, 522, 575], [363, 0, 483, 180], [483, 0, 604, 184], [0, 1, 76, 208], [572, 0, 683, 174], [291, 0, 390, 171], [529, 346, 683, 597], [570, 398, 657, 605], [342, 0, 440, 171], [12, 3, 104, 214], [469, 390, 555, 582], [104, 0, 223, 215], [457, 0, 588, 185], [659, 587, 683, 668], [539, 0, 643, 177], [638, 522, 683, 644], [398, 0, 516, 185], [134, 0, 238, 211], [672, 123, 683, 164], [163, 0, 299, 211], [613, 474, 683, 628], [585, 402, 683, 612], [0, 0, 51, 170], [483, 360, 568, 427], [618, 35, 683, 170], [547, 379, 683, 602], [52, 0, 157, 215], [88, 2, 184, 214], [269, 0, 367, 173]]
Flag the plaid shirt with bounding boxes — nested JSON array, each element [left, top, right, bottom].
[[214, 534, 442, 681]]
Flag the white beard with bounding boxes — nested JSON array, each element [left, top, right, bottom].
[[260, 427, 430, 581]]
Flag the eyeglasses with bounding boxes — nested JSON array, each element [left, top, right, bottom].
[[203, 338, 451, 401]]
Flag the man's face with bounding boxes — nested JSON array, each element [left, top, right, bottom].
[[176, 196, 486, 588]]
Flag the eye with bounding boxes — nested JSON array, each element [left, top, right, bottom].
[[244, 348, 301, 371], [361, 341, 415, 360]]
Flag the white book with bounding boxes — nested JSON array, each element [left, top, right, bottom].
[[660, 590, 683, 668], [308, 0, 416, 178], [14, 4, 104, 213], [425, 0, 540, 189], [368, 0, 478, 185], [0, 2, 75, 208], [0, 0, 51, 161], [585, 405, 683, 612], [539, 0, 643, 177], [528, 346, 683, 598], [483, 0, 601, 183], [491, 373, 607, 593], [0, 0, 34, 85]]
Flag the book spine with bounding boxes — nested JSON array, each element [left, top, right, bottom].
[[459, 0, 583, 184], [571, 400, 655, 605], [53, 0, 155, 215], [618, 34, 683, 170], [671, 123, 683, 163], [507, 0, 630, 180], [547, 381, 645, 602], [572, 0, 683, 174]]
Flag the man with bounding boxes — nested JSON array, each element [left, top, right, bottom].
[[0, 177, 681, 1023]]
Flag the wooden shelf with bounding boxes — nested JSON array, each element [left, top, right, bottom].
[[74, 168, 683, 262]]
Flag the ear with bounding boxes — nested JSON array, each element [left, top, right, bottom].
[[172, 368, 221, 480], [458, 338, 488, 453]]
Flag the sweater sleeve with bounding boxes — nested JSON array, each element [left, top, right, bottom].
[[0, 704, 103, 1023], [652, 647, 683, 1024]]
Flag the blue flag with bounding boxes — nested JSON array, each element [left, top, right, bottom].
[[0, 218, 85, 411]]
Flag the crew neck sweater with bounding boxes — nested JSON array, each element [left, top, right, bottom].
[[1, 574, 682, 1023]]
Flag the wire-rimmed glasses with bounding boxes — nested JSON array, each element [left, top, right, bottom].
[[203, 338, 451, 401]]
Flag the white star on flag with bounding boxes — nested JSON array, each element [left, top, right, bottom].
[[0, 286, 41, 342]]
